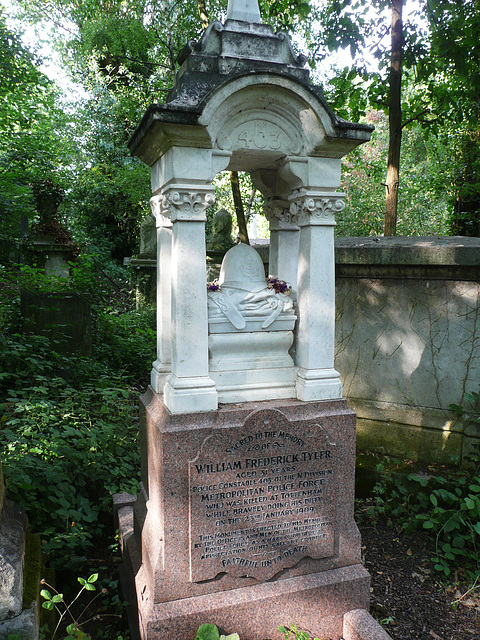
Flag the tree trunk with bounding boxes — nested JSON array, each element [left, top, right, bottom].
[[230, 171, 250, 244], [451, 133, 480, 236], [384, 0, 404, 236]]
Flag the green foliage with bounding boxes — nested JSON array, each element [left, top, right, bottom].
[[450, 391, 480, 429], [0, 259, 154, 568], [64, 87, 150, 260], [211, 171, 265, 242], [194, 624, 239, 640], [338, 111, 450, 237], [40, 573, 125, 640], [316, 0, 428, 118], [360, 455, 480, 582], [279, 624, 319, 640], [0, 10, 73, 262], [14, 251, 134, 309], [0, 333, 140, 566], [312, 0, 480, 236], [94, 306, 155, 381]]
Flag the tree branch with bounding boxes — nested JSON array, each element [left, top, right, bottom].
[[401, 108, 430, 129]]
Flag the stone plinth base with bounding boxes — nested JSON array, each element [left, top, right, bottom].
[[115, 391, 371, 640], [343, 609, 392, 640], [124, 555, 369, 640]]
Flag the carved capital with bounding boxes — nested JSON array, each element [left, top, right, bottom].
[[290, 192, 345, 226], [160, 186, 216, 222], [264, 200, 299, 230], [150, 195, 172, 227]]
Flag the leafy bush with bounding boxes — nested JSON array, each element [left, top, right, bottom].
[[0, 332, 140, 567], [194, 624, 239, 640], [279, 625, 319, 640], [337, 112, 451, 237], [94, 307, 155, 384], [360, 459, 480, 581], [40, 573, 126, 640], [0, 257, 148, 570], [193, 624, 320, 640]]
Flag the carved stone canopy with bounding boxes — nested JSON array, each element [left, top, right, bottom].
[[128, 18, 373, 169], [129, 2, 373, 413]]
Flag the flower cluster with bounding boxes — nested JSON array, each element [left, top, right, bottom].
[[207, 280, 221, 291], [208, 277, 292, 295], [267, 276, 292, 295]]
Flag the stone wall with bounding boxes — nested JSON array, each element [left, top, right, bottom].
[[334, 236, 480, 465]]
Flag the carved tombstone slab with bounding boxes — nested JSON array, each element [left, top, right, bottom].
[[126, 393, 369, 625], [189, 409, 336, 582]]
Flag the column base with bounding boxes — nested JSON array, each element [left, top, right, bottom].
[[163, 374, 218, 414], [151, 360, 170, 394], [296, 367, 343, 401]]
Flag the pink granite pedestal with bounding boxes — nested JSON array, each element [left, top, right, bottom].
[[116, 389, 371, 640]]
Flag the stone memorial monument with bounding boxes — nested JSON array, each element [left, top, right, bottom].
[[116, 1, 391, 639], [207, 208, 234, 252], [28, 179, 77, 278], [129, 212, 158, 306]]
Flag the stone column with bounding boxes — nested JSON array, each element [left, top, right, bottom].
[[150, 195, 172, 393], [264, 199, 300, 295], [161, 185, 218, 414], [291, 190, 345, 401]]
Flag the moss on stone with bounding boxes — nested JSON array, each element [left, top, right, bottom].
[[22, 528, 42, 609]]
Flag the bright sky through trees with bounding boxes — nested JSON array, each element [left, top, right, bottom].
[[1, 0, 427, 108], [1, 0, 87, 101]]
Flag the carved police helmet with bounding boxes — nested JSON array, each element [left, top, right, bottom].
[[219, 242, 267, 292]]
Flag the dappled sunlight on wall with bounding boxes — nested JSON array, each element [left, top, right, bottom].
[[336, 277, 480, 411], [334, 236, 480, 463]]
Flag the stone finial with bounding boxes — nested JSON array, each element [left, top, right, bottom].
[[226, 0, 261, 23]]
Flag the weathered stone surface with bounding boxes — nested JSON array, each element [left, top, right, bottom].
[[140, 566, 370, 640], [343, 608, 392, 640], [335, 235, 480, 267], [131, 0, 372, 415], [118, 393, 366, 638], [121, 1, 374, 637], [0, 464, 4, 519], [0, 602, 38, 640], [139, 214, 157, 257], [0, 500, 27, 620], [335, 237, 480, 462], [188, 407, 336, 581], [337, 275, 479, 412]]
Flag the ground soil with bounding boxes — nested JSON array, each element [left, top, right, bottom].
[[358, 517, 480, 640]]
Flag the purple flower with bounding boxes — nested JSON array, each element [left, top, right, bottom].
[[267, 275, 292, 295], [207, 281, 220, 291]]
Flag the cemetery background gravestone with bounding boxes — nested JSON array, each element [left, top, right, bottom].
[[130, 213, 158, 306], [115, 1, 392, 639], [20, 178, 92, 355]]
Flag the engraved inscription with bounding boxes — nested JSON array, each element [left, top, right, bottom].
[[237, 122, 281, 150], [216, 114, 303, 155], [189, 409, 336, 581]]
